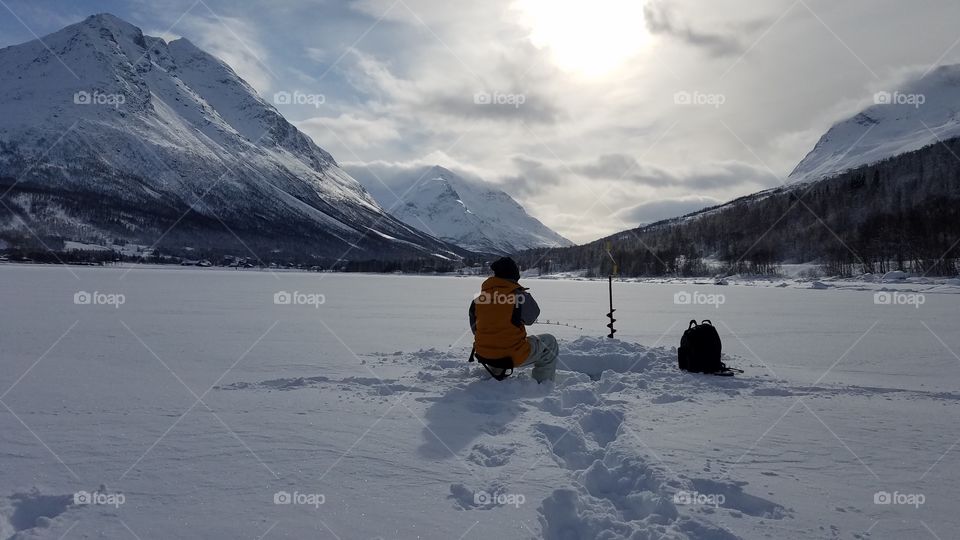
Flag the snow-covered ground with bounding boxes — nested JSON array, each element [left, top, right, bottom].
[[1, 265, 959, 539], [532, 268, 960, 298]]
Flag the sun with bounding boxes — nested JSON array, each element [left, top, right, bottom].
[[514, 0, 650, 77]]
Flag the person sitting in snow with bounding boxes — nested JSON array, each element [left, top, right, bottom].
[[468, 257, 558, 383]]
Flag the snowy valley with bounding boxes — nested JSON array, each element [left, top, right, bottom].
[[1, 266, 958, 539], [1, 4, 959, 540]]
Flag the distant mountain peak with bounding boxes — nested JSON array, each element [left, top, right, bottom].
[[927, 63, 960, 83], [167, 36, 200, 50], [82, 12, 141, 33], [427, 164, 454, 177], [74, 12, 152, 50], [347, 164, 574, 254], [853, 112, 879, 127], [86, 12, 131, 24], [790, 63, 960, 182]]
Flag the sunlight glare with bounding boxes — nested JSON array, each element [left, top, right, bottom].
[[514, 0, 649, 77]]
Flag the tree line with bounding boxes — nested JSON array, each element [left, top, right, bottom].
[[516, 137, 960, 278]]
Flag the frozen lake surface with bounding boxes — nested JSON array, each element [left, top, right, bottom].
[[1, 265, 958, 539]]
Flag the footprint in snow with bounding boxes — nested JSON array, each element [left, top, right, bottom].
[[534, 422, 600, 470], [577, 408, 624, 448], [448, 483, 519, 510], [466, 443, 515, 467], [0, 489, 74, 539], [687, 478, 791, 519], [651, 393, 687, 404]]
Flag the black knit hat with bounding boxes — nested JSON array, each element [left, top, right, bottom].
[[490, 257, 520, 281]]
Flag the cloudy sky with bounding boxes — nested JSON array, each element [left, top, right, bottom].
[[3, 0, 960, 242]]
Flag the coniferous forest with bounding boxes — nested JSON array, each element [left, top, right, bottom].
[[515, 138, 960, 278]]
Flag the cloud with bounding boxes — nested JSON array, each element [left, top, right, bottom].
[[615, 196, 723, 226], [305, 47, 327, 63], [298, 114, 403, 155], [499, 155, 564, 196], [347, 152, 460, 167], [643, 1, 748, 57], [178, 14, 275, 94], [343, 154, 488, 180], [146, 28, 182, 43], [572, 154, 670, 186], [571, 154, 777, 190], [339, 47, 562, 124], [341, 161, 432, 209], [429, 91, 561, 124]]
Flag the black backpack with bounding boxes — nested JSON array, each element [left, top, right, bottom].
[[678, 320, 741, 376]]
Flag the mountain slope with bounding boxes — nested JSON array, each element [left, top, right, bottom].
[[517, 136, 960, 277], [515, 66, 960, 277], [346, 165, 573, 254], [790, 64, 960, 182], [0, 13, 461, 262]]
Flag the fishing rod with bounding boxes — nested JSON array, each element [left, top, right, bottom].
[[605, 241, 618, 339], [533, 320, 586, 331]]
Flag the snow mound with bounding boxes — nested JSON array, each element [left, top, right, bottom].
[[882, 270, 908, 281], [560, 337, 674, 379]]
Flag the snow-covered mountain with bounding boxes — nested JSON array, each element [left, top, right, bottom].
[[0, 13, 460, 261], [789, 64, 960, 183], [345, 165, 573, 254], [529, 66, 960, 276]]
